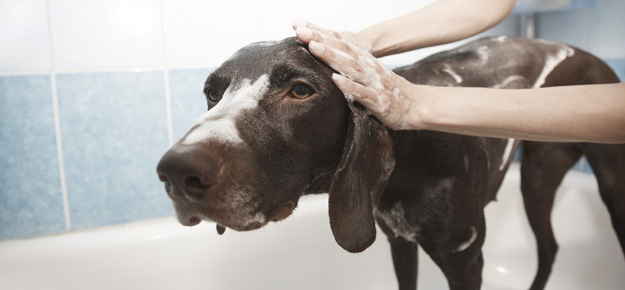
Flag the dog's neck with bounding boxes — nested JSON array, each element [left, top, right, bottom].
[[303, 168, 338, 195]]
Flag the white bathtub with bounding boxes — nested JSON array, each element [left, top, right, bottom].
[[1, 165, 623, 290]]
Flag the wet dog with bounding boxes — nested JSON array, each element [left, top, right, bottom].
[[157, 36, 624, 290]]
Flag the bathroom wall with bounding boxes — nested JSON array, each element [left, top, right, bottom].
[[1, 0, 623, 240]]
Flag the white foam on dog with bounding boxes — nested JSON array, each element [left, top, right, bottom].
[[534, 44, 575, 88], [376, 202, 419, 243], [499, 138, 515, 171], [476, 45, 489, 65], [493, 75, 524, 89], [442, 65, 463, 84], [454, 227, 477, 253], [182, 74, 270, 145]]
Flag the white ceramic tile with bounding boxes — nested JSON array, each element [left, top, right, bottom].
[[345, 0, 435, 32], [48, 0, 164, 69], [163, 0, 264, 67], [260, 0, 348, 42], [349, 5, 520, 66], [341, 0, 442, 65], [0, 0, 52, 73]]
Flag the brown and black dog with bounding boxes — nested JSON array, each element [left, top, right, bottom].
[[157, 36, 625, 290]]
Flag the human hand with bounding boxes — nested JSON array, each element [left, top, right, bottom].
[[291, 19, 373, 53], [292, 20, 424, 130]]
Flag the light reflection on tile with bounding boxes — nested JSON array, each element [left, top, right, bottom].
[[0, 0, 51, 72], [49, 0, 164, 69]]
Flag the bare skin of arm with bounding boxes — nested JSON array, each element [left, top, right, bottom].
[[293, 0, 516, 56], [293, 21, 625, 144], [359, 0, 516, 56]]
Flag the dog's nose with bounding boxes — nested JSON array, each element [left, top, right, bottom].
[[156, 145, 222, 201]]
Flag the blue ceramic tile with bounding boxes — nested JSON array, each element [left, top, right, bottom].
[[0, 75, 65, 240], [168, 68, 213, 142], [588, 0, 625, 58], [56, 71, 172, 230], [536, 9, 589, 51], [571, 157, 585, 172], [513, 147, 523, 163], [581, 157, 595, 174], [569, 157, 594, 174], [605, 58, 625, 82], [514, 0, 595, 13]]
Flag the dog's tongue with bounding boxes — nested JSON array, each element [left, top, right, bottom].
[[216, 224, 226, 235]]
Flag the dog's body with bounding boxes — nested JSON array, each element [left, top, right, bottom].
[[157, 36, 624, 290]]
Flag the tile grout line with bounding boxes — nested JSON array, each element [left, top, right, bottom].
[[0, 65, 215, 76], [160, 0, 174, 147], [164, 70, 174, 147], [46, 0, 71, 231], [50, 73, 71, 231]]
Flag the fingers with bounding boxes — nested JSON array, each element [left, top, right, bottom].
[[293, 20, 361, 58], [332, 73, 382, 113], [291, 19, 342, 40], [294, 28, 363, 81], [296, 26, 357, 58], [310, 41, 359, 73]]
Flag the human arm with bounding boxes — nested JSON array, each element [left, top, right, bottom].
[[292, 0, 516, 57], [393, 81, 625, 144], [294, 26, 625, 144], [360, 0, 516, 56]]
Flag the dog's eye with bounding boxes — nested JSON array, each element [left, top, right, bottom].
[[289, 85, 313, 99], [206, 89, 221, 102]]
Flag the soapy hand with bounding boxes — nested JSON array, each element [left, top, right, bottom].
[[291, 19, 373, 53], [292, 20, 423, 130]]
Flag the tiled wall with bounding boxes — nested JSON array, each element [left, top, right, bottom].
[[1, 0, 623, 241]]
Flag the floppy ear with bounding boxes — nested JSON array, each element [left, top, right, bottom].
[[328, 101, 395, 253]]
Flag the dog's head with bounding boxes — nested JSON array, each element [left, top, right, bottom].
[[156, 37, 394, 252]]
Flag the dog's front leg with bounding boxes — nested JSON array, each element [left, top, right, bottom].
[[419, 215, 486, 290], [389, 236, 418, 290]]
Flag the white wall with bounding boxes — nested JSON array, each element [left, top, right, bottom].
[[0, 0, 522, 74]]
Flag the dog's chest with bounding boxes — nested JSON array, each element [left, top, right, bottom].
[[375, 202, 421, 242]]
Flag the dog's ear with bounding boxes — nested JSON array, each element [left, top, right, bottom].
[[328, 101, 395, 253]]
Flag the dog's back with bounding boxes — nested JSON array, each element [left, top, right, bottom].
[[377, 36, 623, 290], [396, 36, 619, 87], [385, 36, 620, 203]]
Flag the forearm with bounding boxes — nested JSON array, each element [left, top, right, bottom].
[[360, 0, 516, 57], [418, 82, 625, 143], [292, 18, 624, 144]]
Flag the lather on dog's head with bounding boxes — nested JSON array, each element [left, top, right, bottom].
[[156, 37, 394, 252]]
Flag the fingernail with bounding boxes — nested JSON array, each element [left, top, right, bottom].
[[296, 27, 312, 39], [291, 19, 306, 29], [332, 73, 346, 86], [309, 41, 325, 53]]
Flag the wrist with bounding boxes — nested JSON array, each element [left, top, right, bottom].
[[400, 81, 440, 130], [357, 27, 381, 55]]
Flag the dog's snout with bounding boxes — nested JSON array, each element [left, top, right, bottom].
[[156, 145, 223, 201], [182, 175, 214, 198], [158, 173, 175, 196]]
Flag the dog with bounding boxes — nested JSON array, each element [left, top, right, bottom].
[[156, 36, 624, 290]]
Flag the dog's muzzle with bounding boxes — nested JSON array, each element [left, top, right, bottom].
[[156, 143, 223, 204]]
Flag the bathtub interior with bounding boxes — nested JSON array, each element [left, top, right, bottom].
[[0, 165, 623, 290]]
